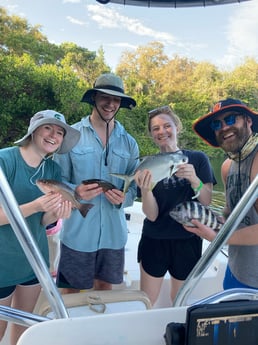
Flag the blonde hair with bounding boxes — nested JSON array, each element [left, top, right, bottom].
[[147, 105, 183, 133]]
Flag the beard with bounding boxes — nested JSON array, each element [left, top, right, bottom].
[[216, 122, 250, 154]]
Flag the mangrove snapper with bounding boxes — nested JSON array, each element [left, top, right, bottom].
[[36, 179, 94, 218], [169, 201, 223, 230], [110, 151, 188, 193]]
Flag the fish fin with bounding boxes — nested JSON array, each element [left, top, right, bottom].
[[109, 173, 134, 193], [170, 165, 178, 176], [79, 203, 94, 218]]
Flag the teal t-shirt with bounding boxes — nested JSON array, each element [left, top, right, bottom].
[[0, 146, 61, 287]]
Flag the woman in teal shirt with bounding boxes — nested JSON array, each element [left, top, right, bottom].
[[0, 110, 80, 345]]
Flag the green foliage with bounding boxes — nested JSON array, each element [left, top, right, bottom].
[[0, 6, 258, 160]]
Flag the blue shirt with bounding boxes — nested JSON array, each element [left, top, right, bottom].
[[54, 116, 139, 252]]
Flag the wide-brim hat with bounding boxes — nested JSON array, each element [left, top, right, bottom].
[[81, 73, 136, 110], [193, 98, 258, 147], [15, 110, 80, 154]]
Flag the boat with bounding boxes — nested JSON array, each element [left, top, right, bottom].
[[0, 167, 257, 345], [95, 0, 251, 8]]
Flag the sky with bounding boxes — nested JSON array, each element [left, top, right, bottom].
[[1, 0, 258, 71]]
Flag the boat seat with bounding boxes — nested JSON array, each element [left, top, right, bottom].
[[34, 289, 152, 318]]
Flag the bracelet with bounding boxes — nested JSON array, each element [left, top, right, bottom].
[[191, 180, 203, 199]]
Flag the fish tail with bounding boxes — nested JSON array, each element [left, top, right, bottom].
[[79, 203, 94, 218], [109, 173, 134, 193]]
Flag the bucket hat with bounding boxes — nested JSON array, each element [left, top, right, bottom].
[[15, 110, 80, 154], [193, 98, 258, 147], [81, 73, 136, 109]]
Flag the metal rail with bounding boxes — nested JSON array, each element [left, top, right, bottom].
[[174, 173, 258, 307], [191, 288, 258, 305], [0, 306, 50, 327], [0, 167, 69, 319]]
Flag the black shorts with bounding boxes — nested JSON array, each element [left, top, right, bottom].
[[57, 243, 125, 290], [0, 278, 39, 299], [137, 235, 202, 280]]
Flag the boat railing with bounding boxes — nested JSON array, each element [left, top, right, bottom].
[[0, 166, 257, 326], [0, 306, 50, 327], [174, 173, 258, 307], [191, 288, 258, 305]]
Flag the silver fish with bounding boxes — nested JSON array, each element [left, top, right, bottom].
[[110, 151, 188, 193], [169, 201, 223, 230], [36, 179, 94, 218]]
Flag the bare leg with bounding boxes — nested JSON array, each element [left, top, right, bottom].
[[94, 279, 112, 290], [139, 263, 163, 306], [10, 284, 41, 345], [170, 276, 184, 303], [0, 294, 13, 341]]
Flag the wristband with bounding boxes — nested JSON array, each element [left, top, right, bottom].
[[191, 180, 203, 199]]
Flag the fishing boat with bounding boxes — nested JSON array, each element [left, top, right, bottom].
[[0, 168, 257, 345]]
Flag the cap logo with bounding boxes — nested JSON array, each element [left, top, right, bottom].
[[212, 102, 222, 112], [54, 113, 62, 120]]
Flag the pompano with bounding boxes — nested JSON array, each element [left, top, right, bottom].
[[110, 151, 188, 193], [82, 179, 118, 192], [169, 201, 223, 230], [36, 179, 94, 218]]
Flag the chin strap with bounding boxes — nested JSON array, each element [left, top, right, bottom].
[[94, 103, 118, 166]]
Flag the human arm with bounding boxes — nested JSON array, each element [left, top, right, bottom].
[[175, 163, 213, 205], [184, 152, 258, 244], [0, 193, 71, 225], [134, 169, 159, 221]]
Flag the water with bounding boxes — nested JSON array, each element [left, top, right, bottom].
[[210, 156, 226, 214]]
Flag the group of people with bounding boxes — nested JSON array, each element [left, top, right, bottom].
[[0, 72, 257, 345]]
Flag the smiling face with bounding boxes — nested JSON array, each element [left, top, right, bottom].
[[213, 112, 253, 153], [93, 91, 121, 122], [32, 124, 65, 155], [149, 113, 179, 152]]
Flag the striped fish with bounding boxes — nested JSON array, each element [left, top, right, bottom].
[[169, 201, 223, 230]]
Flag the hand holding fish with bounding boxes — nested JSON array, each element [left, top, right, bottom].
[[53, 200, 72, 219], [41, 199, 73, 226], [76, 182, 103, 201], [104, 188, 125, 205], [175, 163, 212, 203], [183, 219, 218, 242], [175, 163, 198, 185], [134, 170, 153, 193], [34, 193, 63, 213]]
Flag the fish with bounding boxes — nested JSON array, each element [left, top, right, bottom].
[[169, 201, 223, 230], [36, 179, 94, 218], [109, 151, 188, 193], [82, 179, 118, 192]]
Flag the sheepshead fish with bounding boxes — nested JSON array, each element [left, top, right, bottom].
[[110, 151, 188, 193], [169, 201, 223, 230], [82, 179, 118, 192], [36, 179, 94, 218]]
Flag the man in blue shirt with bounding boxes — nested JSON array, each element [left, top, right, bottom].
[[55, 73, 139, 293]]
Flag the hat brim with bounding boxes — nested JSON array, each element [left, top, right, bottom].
[[81, 88, 136, 109], [15, 118, 80, 154], [193, 104, 258, 147]]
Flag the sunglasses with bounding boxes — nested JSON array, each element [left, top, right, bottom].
[[210, 114, 240, 131], [148, 105, 171, 118]]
